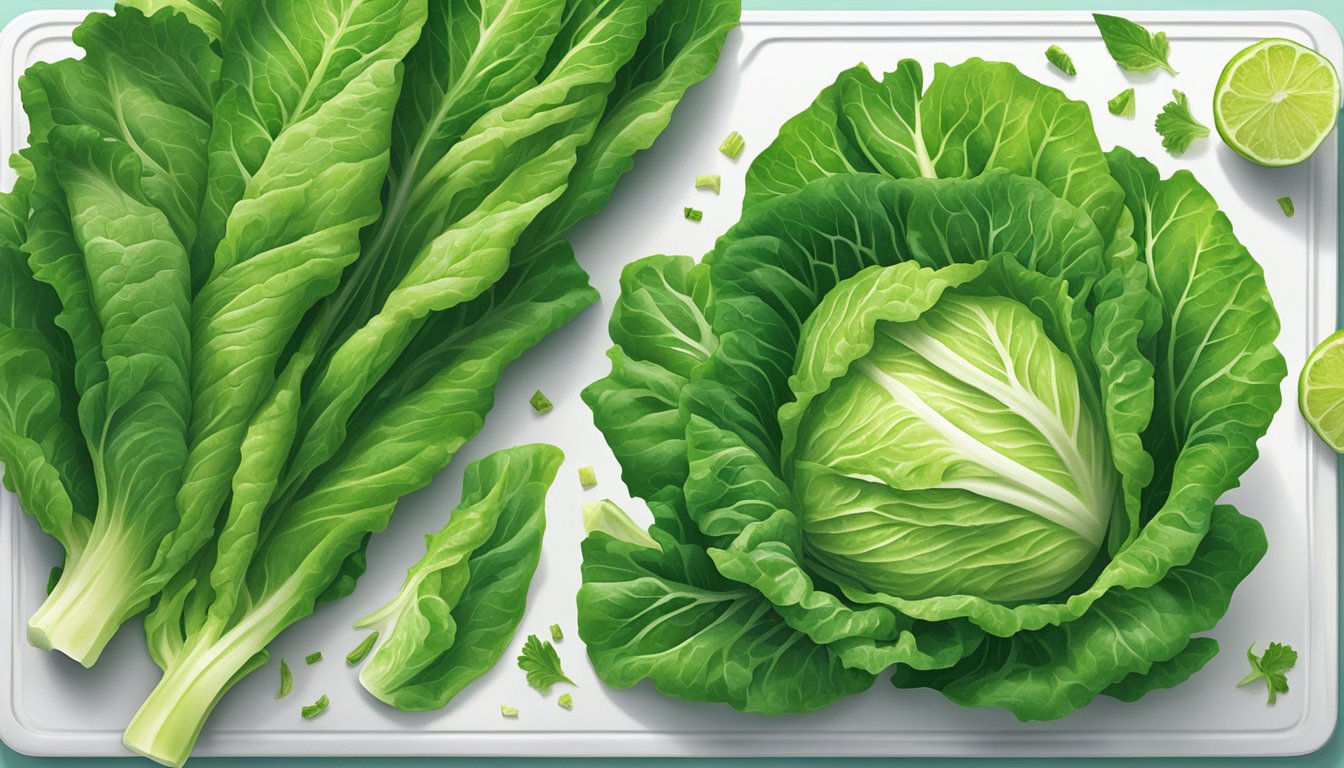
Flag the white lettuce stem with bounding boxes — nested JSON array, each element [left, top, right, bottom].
[[26, 532, 142, 667], [123, 587, 293, 767]]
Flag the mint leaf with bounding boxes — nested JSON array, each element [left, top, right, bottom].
[[517, 634, 575, 694], [1155, 90, 1209, 154], [1239, 642, 1298, 705], [1094, 14, 1177, 75]]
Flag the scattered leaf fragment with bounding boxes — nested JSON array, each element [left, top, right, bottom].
[[550, 623, 564, 641], [1239, 642, 1298, 705], [346, 632, 378, 665], [684, 206, 703, 222], [578, 466, 597, 489], [1278, 196, 1295, 218], [1045, 44, 1076, 76], [719, 130, 746, 160], [305, 651, 322, 665], [695, 174, 721, 194], [1155, 90, 1209, 154], [277, 659, 292, 700], [1108, 88, 1136, 117], [301, 694, 329, 720], [558, 693, 573, 710], [529, 390, 553, 414], [1094, 13, 1177, 74], [518, 634, 575, 694], [501, 704, 519, 718]]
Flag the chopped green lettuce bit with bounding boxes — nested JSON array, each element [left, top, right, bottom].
[[1045, 44, 1076, 76], [550, 623, 564, 641], [305, 652, 322, 666], [1094, 13, 1177, 75], [518, 634, 575, 694], [276, 660, 292, 700], [1239, 642, 1297, 705], [684, 207, 704, 222], [45, 567, 62, 596], [1108, 88, 1136, 117], [582, 500, 658, 550], [695, 174, 722, 194], [500, 704, 519, 718], [719, 130, 746, 160], [578, 466, 597, 489], [346, 633, 378, 665], [558, 693, 573, 710], [1155, 90, 1209, 154], [529, 390, 553, 414], [1278, 196, 1295, 218], [300, 695, 329, 720]]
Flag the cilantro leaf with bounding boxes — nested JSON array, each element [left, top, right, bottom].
[[1155, 90, 1209, 155], [517, 634, 575, 694], [1238, 642, 1298, 705], [1094, 13, 1177, 75]]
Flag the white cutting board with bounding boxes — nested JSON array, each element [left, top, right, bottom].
[[0, 10, 1339, 760]]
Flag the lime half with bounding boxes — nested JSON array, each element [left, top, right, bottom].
[[1214, 38, 1341, 167], [1300, 330, 1344, 452]]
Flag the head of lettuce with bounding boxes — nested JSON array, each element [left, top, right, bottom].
[[576, 58, 1284, 721]]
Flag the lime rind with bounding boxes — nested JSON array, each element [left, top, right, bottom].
[[1299, 329, 1344, 452], [1214, 38, 1342, 167]]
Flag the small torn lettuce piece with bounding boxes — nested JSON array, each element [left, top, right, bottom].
[[550, 623, 564, 641], [578, 466, 597, 489], [301, 695, 329, 720], [1155, 90, 1209, 154], [529, 390, 553, 414], [355, 445, 562, 710], [1277, 196, 1295, 218], [684, 207, 703, 222], [1045, 44, 1076, 76], [347, 633, 378, 665], [518, 634, 575, 694], [305, 652, 323, 665], [501, 704, 519, 718], [276, 660, 292, 700], [719, 130, 746, 160], [1108, 88, 1136, 117], [558, 693, 573, 710], [695, 174, 721, 194]]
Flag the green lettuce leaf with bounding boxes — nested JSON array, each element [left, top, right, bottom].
[[355, 444, 562, 710]]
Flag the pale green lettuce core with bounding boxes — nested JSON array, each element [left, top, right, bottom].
[[788, 272, 1116, 602]]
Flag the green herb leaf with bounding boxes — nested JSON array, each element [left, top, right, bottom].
[[276, 659, 292, 700], [300, 694, 329, 720], [719, 130, 746, 160], [1108, 88, 1136, 118], [1278, 196, 1295, 218], [529, 390, 554, 414], [550, 623, 564, 641], [1238, 642, 1298, 705], [518, 634, 575, 694], [684, 207, 704, 222], [1045, 45, 1076, 76], [695, 174, 722, 194], [578, 466, 597, 489], [346, 633, 378, 665], [1093, 13, 1177, 75], [305, 651, 323, 665], [558, 693, 573, 710], [501, 704, 519, 718], [1155, 90, 1209, 154]]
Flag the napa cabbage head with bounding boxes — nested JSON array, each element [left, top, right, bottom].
[[577, 57, 1284, 722]]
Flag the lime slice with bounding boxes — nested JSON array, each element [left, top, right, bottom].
[[1299, 330, 1344, 451], [1214, 38, 1341, 166]]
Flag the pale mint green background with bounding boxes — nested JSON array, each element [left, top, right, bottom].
[[2, 0, 1342, 765]]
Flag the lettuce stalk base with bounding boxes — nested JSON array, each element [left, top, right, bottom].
[[26, 531, 146, 666]]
